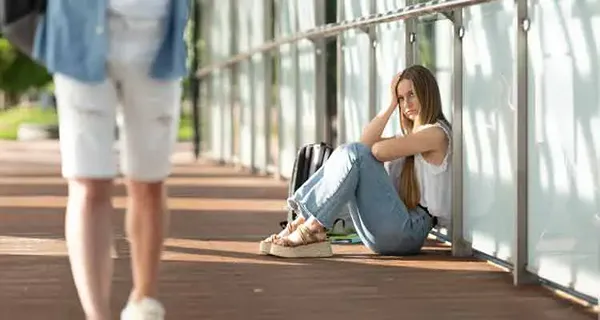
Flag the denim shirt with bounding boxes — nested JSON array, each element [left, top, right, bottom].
[[33, 0, 189, 83]]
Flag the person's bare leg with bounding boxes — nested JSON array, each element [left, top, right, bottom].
[[125, 180, 168, 302], [65, 179, 114, 320]]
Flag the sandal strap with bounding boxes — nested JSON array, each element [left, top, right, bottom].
[[297, 224, 326, 244], [286, 222, 295, 234], [274, 224, 327, 247]]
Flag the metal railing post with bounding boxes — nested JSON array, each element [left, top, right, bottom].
[[405, 0, 418, 66], [335, 1, 345, 146], [313, 0, 327, 144], [514, 0, 536, 286], [261, 0, 274, 175], [190, 0, 201, 159], [368, 0, 377, 120], [450, 7, 472, 257]]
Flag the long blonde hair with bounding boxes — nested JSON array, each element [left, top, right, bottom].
[[396, 65, 449, 209]]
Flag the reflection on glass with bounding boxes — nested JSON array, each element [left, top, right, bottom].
[[462, 1, 516, 262], [527, 0, 599, 299]]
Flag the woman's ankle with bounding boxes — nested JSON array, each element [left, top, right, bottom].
[[128, 288, 158, 303], [293, 216, 306, 226], [276, 216, 307, 238], [305, 217, 326, 233]]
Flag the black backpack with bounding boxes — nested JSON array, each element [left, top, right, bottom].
[[279, 142, 334, 228], [0, 0, 46, 58]]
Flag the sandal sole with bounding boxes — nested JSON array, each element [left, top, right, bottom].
[[269, 241, 333, 258], [258, 240, 271, 255]]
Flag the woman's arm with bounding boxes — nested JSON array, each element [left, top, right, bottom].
[[360, 73, 401, 146], [371, 126, 447, 162], [359, 103, 398, 146]]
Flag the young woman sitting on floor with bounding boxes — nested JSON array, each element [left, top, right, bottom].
[[260, 64, 451, 258]]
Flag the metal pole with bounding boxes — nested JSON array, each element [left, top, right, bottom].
[[261, 0, 274, 175], [275, 0, 284, 178], [513, 0, 536, 286], [368, 0, 377, 120], [313, 0, 327, 143], [293, 0, 301, 151], [190, 0, 201, 159], [229, 0, 237, 163], [335, 0, 345, 146], [405, 0, 417, 66], [450, 7, 471, 257]]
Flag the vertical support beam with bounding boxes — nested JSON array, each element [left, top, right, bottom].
[[274, 0, 287, 179], [314, 0, 327, 143], [405, 0, 418, 66], [450, 8, 471, 257], [244, 0, 257, 173], [249, 53, 257, 172], [293, 0, 302, 150], [190, 0, 201, 159], [514, 0, 536, 286], [199, 0, 212, 157], [323, 0, 337, 146], [261, 0, 274, 175], [335, 1, 345, 147], [228, 0, 238, 163], [367, 0, 377, 120]]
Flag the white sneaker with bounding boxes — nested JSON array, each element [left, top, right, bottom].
[[120, 297, 165, 320]]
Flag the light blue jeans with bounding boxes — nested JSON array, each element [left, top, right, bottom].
[[288, 142, 433, 255]]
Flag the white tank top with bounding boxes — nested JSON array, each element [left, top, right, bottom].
[[109, 0, 170, 19], [386, 120, 452, 227]]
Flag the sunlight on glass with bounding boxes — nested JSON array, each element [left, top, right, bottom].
[[575, 123, 596, 203], [536, 256, 575, 290], [375, 0, 405, 136], [537, 150, 550, 191], [475, 110, 494, 178], [468, 6, 492, 77], [544, 63, 574, 195], [593, 16, 600, 54], [543, 1, 569, 55], [567, 19, 592, 75], [528, 19, 544, 73], [433, 20, 453, 121], [496, 117, 513, 182], [297, 0, 315, 30], [463, 109, 479, 174]]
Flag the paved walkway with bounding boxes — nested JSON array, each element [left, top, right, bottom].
[[0, 141, 595, 319]]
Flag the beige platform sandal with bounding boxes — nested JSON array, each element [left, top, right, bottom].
[[258, 218, 304, 255], [269, 224, 332, 258]]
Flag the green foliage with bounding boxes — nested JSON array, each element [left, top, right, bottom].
[[0, 106, 57, 140], [0, 38, 52, 95], [0, 106, 195, 141]]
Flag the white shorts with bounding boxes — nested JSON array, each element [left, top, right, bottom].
[[54, 14, 182, 181]]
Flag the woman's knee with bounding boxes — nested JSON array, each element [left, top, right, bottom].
[[339, 142, 372, 157], [68, 178, 113, 205], [126, 180, 165, 202]]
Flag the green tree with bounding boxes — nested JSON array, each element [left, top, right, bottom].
[[0, 38, 52, 107]]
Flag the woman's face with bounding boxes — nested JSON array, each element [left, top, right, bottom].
[[396, 79, 421, 122]]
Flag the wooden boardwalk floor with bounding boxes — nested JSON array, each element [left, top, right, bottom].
[[0, 141, 596, 320]]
